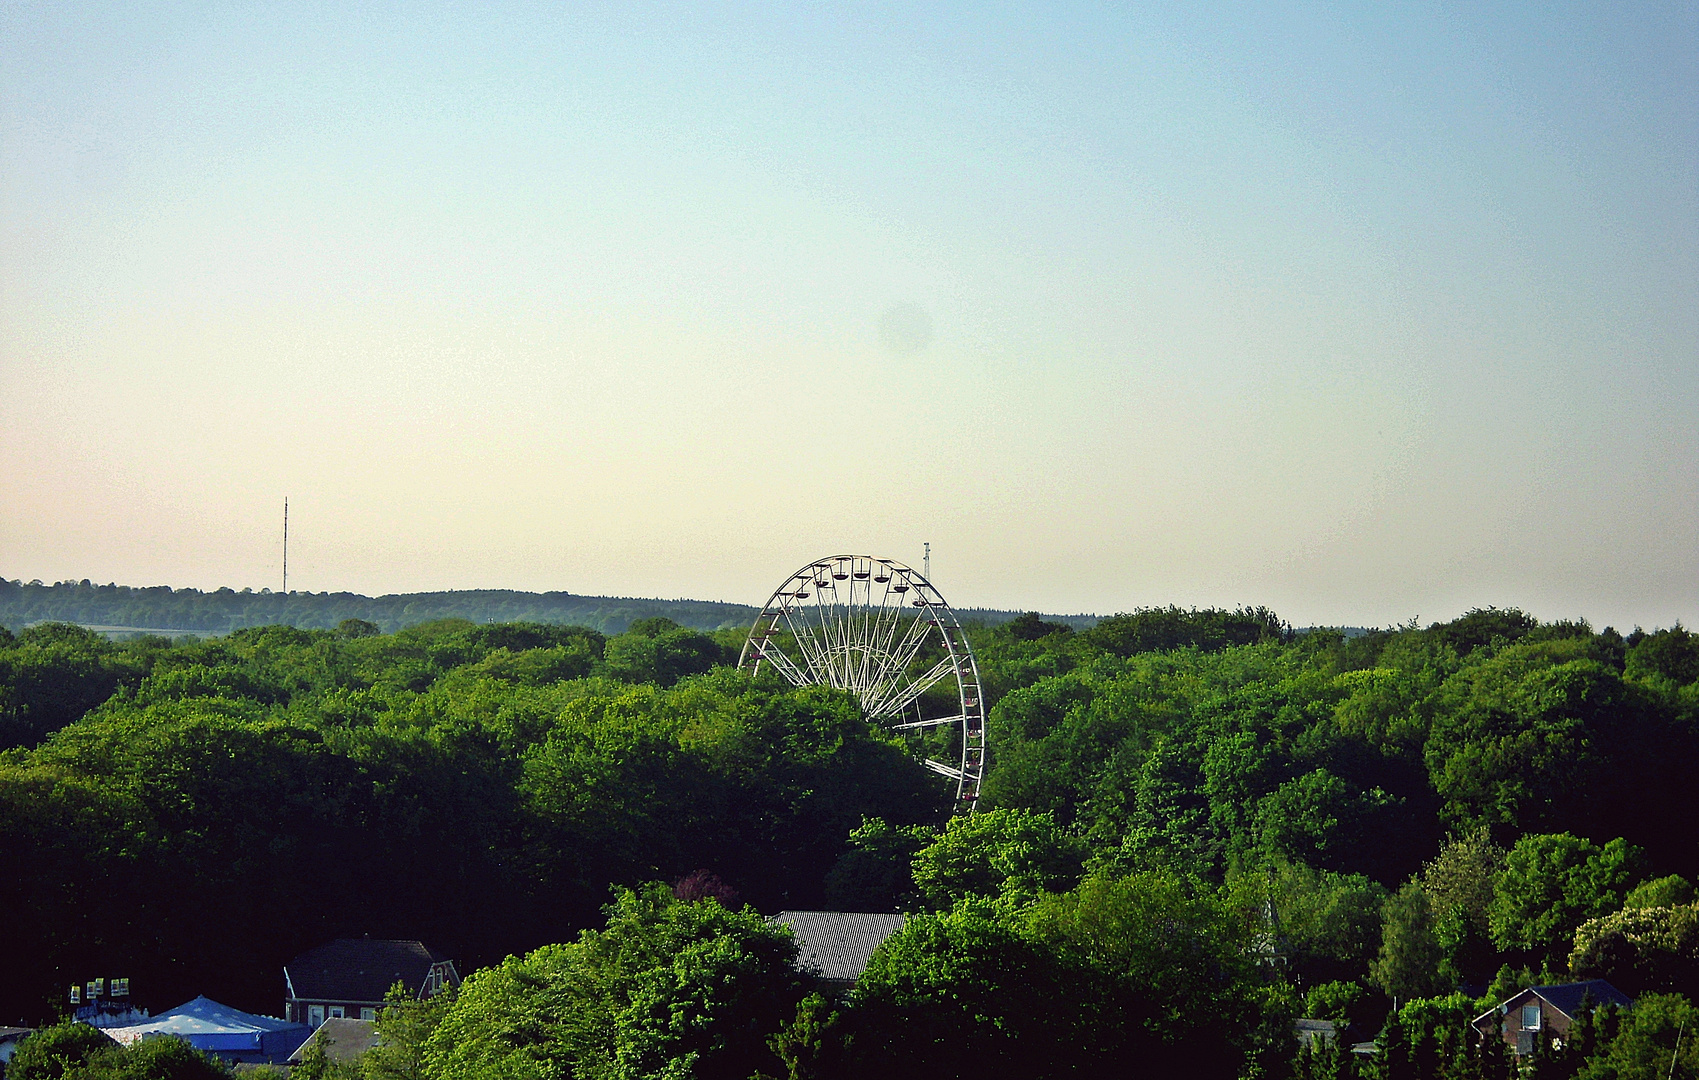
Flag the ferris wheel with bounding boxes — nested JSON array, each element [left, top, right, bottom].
[[738, 554, 985, 808]]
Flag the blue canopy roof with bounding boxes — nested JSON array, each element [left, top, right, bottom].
[[104, 996, 307, 1056]]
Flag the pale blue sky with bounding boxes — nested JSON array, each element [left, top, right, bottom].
[[3, 2, 1694, 628]]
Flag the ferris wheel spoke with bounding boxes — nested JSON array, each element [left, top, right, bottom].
[[822, 587, 854, 685], [842, 594, 884, 696], [859, 610, 935, 709], [740, 554, 987, 811], [800, 606, 843, 683], [869, 655, 957, 719], [746, 605, 812, 688], [922, 759, 967, 781], [780, 607, 834, 686], [858, 601, 895, 693], [882, 605, 931, 665], [869, 619, 937, 707], [892, 713, 969, 730], [756, 639, 812, 688], [815, 574, 855, 686]]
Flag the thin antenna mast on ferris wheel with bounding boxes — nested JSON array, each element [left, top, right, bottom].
[[923, 542, 930, 580], [282, 498, 289, 594]]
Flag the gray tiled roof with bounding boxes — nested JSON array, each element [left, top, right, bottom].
[[771, 912, 906, 983], [288, 1019, 380, 1064], [286, 940, 449, 1004], [1531, 980, 1633, 1017]]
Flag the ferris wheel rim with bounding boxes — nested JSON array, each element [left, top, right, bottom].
[[738, 554, 986, 809]]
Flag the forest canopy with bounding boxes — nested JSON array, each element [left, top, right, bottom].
[[3, 601, 1697, 1079]]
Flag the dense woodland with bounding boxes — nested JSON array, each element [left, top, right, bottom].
[[4, 603, 1699, 1079]]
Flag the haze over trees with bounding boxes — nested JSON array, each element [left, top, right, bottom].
[[0, 577, 1096, 637], [3, 600, 1697, 1078]]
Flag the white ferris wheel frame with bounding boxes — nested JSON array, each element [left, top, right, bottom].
[[738, 554, 986, 808]]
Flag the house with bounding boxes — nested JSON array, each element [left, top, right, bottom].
[[769, 912, 906, 993], [284, 939, 459, 1028], [287, 1018, 380, 1067], [102, 996, 310, 1065], [1471, 980, 1633, 1055]]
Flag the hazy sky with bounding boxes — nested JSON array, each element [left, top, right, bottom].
[[3, 2, 1695, 628]]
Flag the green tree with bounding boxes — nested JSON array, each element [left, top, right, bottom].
[[1004, 612, 1072, 641], [766, 992, 850, 1080], [1264, 860, 1388, 987], [602, 619, 722, 687], [1255, 768, 1401, 871], [909, 808, 1085, 908], [88, 1038, 230, 1080], [1293, 1032, 1363, 1080], [1626, 626, 1699, 685], [1422, 639, 1654, 837], [1626, 875, 1697, 910], [7, 1023, 120, 1080], [1569, 902, 1699, 997], [1303, 981, 1366, 1024], [361, 983, 453, 1080], [0, 623, 146, 748], [424, 883, 807, 1080], [1084, 606, 1286, 657], [7, 1025, 229, 1080], [845, 903, 1124, 1078], [1370, 881, 1451, 1001], [822, 817, 935, 912], [1575, 993, 1699, 1079], [1489, 834, 1645, 964], [1422, 827, 1504, 938], [419, 944, 577, 1080], [1022, 869, 1266, 1070], [1368, 993, 1482, 1080], [1421, 826, 1505, 981], [1430, 608, 1539, 657]]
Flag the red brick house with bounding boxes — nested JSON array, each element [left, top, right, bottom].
[[1471, 980, 1632, 1056]]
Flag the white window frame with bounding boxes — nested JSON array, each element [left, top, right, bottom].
[[308, 1005, 325, 1028], [360, 1008, 377, 1021], [1521, 1004, 1541, 1030], [328, 1006, 345, 1020]]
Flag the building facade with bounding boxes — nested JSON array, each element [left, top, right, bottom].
[[284, 939, 459, 1029], [1471, 980, 1633, 1055]]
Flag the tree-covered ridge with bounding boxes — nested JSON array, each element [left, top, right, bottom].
[[0, 577, 1101, 637], [0, 578, 764, 635], [3, 604, 1698, 1078]]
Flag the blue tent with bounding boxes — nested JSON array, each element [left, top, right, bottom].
[[103, 996, 310, 1063]]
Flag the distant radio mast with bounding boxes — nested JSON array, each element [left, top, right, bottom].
[[923, 541, 930, 580], [282, 497, 289, 594]]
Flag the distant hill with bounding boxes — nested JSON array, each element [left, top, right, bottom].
[[0, 577, 1100, 637]]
